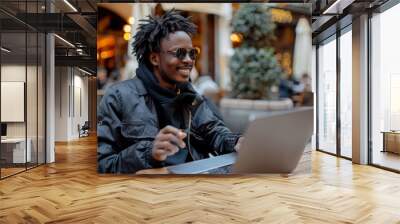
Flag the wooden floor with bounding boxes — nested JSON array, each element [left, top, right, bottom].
[[373, 150, 400, 171], [1, 136, 400, 223]]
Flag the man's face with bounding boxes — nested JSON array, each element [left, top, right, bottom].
[[153, 31, 195, 84]]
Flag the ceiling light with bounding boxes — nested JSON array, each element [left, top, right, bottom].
[[322, 0, 354, 15], [123, 24, 132, 33], [76, 49, 83, 55], [78, 67, 92, 76], [1, 47, 11, 53], [128, 17, 135, 25], [63, 0, 78, 12], [100, 50, 114, 59], [54, 34, 75, 48], [230, 33, 242, 44], [123, 33, 131, 41]]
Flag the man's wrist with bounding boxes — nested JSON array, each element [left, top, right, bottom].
[[146, 148, 165, 168], [225, 133, 242, 152]]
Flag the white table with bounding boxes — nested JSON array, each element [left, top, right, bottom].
[[1, 138, 32, 163]]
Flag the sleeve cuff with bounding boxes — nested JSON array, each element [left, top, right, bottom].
[[225, 133, 242, 152], [145, 147, 165, 168]]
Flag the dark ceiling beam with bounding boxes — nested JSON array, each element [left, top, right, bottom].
[[7, 13, 82, 32], [322, 0, 356, 14], [67, 13, 96, 38], [55, 55, 96, 69], [86, 0, 97, 12], [0, 8, 37, 31]]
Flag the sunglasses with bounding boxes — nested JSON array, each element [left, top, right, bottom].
[[164, 48, 199, 60]]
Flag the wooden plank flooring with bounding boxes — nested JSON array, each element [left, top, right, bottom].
[[1, 135, 400, 223]]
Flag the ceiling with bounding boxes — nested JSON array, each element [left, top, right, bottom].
[[0, 0, 97, 74], [310, 0, 390, 43], [1, 0, 395, 73]]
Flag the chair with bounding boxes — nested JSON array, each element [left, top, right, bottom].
[[78, 121, 90, 138]]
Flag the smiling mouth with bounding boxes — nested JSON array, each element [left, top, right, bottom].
[[177, 67, 192, 76]]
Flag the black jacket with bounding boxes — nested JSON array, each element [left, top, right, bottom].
[[97, 77, 240, 173]]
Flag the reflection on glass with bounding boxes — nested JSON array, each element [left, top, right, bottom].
[[318, 38, 337, 154], [371, 3, 400, 171], [0, 1, 46, 179], [38, 33, 46, 165], [340, 29, 352, 158], [1, 32, 27, 177], [27, 31, 38, 169]]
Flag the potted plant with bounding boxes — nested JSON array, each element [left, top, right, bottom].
[[221, 3, 293, 111]]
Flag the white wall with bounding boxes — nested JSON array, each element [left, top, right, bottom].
[[215, 4, 233, 90], [55, 67, 69, 141], [1, 64, 45, 164], [71, 72, 89, 138], [1, 65, 37, 138], [54, 67, 89, 141]]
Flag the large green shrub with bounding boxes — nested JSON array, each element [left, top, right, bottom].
[[230, 4, 284, 100]]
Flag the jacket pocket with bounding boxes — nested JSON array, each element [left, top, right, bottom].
[[121, 121, 157, 141]]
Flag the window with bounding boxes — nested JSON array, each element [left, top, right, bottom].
[[340, 28, 352, 158], [371, 3, 400, 171], [0, 1, 46, 179], [317, 36, 337, 154]]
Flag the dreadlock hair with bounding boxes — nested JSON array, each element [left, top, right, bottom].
[[132, 9, 197, 68]]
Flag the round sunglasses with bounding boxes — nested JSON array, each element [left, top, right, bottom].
[[163, 48, 199, 60]]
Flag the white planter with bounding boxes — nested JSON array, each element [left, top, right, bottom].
[[219, 98, 294, 133], [220, 98, 293, 111]]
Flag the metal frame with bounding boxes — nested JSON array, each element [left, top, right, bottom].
[[367, 10, 373, 165], [367, 1, 400, 172], [315, 17, 353, 162], [316, 44, 319, 151], [336, 18, 341, 157], [0, 0, 47, 180], [315, 0, 400, 172]]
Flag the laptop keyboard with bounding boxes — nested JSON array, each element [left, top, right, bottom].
[[200, 164, 233, 174]]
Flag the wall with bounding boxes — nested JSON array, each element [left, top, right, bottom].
[[1, 64, 45, 164], [215, 4, 233, 90], [55, 67, 89, 141], [55, 67, 69, 141], [1, 65, 39, 138]]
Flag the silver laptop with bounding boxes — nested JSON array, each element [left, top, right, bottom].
[[167, 107, 314, 174]]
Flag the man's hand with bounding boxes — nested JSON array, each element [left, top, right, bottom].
[[234, 137, 244, 152], [152, 125, 187, 161]]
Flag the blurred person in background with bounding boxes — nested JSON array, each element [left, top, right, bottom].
[[191, 67, 221, 105], [279, 74, 301, 99], [97, 66, 108, 90], [287, 73, 313, 106], [97, 9, 243, 173]]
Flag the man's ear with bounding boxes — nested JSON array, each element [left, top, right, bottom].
[[149, 52, 160, 67]]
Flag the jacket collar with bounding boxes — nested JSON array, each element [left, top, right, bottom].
[[132, 76, 148, 96]]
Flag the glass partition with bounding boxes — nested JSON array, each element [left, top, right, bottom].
[[317, 36, 337, 155], [339, 28, 352, 158], [0, 1, 46, 179], [371, 3, 400, 171], [1, 30, 28, 177]]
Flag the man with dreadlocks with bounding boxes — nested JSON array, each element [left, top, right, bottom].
[[97, 9, 243, 173]]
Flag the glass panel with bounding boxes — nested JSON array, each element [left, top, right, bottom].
[[312, 46, 317, 149], [0, 1, 46, 178], [371, 4, 400, 171], [1, 31, 27, 177], [340, 29, 352, 158], [26, 0, 39, 169], [38, 32, 45, 165], [27, 31, 38, 169], [318, 37, 337, 154]]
